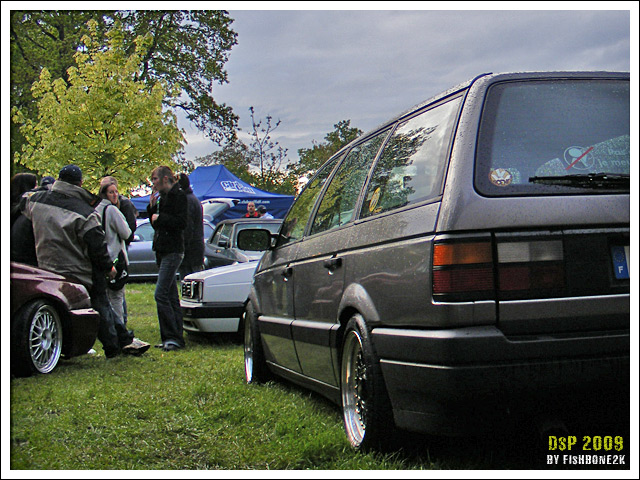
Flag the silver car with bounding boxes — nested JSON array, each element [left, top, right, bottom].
[[240, 71, 630, 450], [128, 218, 215, 281]]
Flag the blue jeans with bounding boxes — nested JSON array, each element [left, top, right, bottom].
[[155, 252, 185, 348], [90, 273, 133, 357]]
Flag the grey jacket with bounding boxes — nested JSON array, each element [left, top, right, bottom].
[[95, 199, 131, 264], [24, 180, 113, 288]]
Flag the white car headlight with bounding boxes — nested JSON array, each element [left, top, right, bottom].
[[181, 279, 203, 301]]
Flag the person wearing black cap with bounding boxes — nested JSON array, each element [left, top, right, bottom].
[[40, 176, 55, 188], [23, 164, 149, 357]]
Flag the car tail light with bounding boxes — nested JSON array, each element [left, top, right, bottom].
[[432, 241, 495, 299], [497, 240, 564, 296], [432, 238, 565, 301]]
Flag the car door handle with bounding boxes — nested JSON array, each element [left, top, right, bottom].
[[323, 257, 342, 271], [281, 266, 293, 281]]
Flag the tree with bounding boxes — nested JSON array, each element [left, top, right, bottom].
[[247, 106, 290, 189], [12, 20, 184, 193], [293, 120, 362, 178], [117, 10, 238, 145], [196, 136, 297, 195], [195, 139, 254, 181], [9, 10, 238, 174], [9, 11, 111, 167]]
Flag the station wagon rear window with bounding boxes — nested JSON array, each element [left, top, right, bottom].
[[475, 79, 630, 196]]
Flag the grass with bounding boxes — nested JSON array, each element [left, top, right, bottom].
[[9, 283, 630, 471]]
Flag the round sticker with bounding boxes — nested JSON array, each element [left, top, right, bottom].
[[489, 168, 513, 187]]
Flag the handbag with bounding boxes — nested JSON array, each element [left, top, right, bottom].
[[102, 205, 129, 291]]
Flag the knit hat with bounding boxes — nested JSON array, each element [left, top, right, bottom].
[[59, 165, 82, 184]]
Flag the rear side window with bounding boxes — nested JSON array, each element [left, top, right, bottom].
[[360, 96, 462, 218], [310, 131, 388, 235], [476, 79, 630, 196], [279, 154, 342, 244]]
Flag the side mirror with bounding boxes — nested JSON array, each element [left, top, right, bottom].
[[237, 228, 272, 252]]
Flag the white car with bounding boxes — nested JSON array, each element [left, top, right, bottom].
[[180, 260, 259, 334]]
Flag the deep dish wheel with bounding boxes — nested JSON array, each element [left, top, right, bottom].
[[243, 301, 270, 384], [11, 300, 63, 376], [341, 314, 393, 450]]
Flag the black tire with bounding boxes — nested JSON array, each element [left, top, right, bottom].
[[11, 299, 63, 377], [340, 314, 393, 450], [243, 301, 271, 384]]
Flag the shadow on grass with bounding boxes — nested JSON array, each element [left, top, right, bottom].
[[253, 375, 631, 470]]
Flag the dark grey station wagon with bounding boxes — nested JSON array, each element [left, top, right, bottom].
[[239, 71, 630, 450]]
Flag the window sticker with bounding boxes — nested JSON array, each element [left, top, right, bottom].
[[369, 187, 381, 212], [489, 168, 514, 187]]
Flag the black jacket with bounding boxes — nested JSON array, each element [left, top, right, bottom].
[[183, 191, 204, 266], [119, 195, 138, 245], [147, 182, 188, 257]]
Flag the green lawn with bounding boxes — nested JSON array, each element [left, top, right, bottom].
[[9, 282, 629, 471]]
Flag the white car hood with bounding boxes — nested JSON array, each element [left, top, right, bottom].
[[184, 260, 259, 284]]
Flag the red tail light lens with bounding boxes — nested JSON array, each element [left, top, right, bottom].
[[433, 267, 494, 294], [498, 264, 564, 292]]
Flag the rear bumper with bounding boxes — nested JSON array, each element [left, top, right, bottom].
[[372, 325, 630, 435], [181, 300, 244, 333]]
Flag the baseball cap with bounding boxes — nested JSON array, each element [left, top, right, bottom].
[[40, 176, 55, 187], [59, 164, 82, 184]]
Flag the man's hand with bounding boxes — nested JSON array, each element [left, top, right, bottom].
[[149, 191, 159, 208], [108, 266, 117, 280], [151, 213, 159, 224]]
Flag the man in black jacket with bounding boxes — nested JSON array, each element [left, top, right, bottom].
[[147, 166, 188, 351]]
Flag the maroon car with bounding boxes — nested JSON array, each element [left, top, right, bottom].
[[10, 262, 100, 377]]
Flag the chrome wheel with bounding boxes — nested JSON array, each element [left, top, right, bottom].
[[243, 311, 254, 383], [341, 328, 367, 447], [243, 302, 270, 384], [29, 303, 63, 374]]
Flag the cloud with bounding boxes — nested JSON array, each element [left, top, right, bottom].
[[181, 9, 632, 163]]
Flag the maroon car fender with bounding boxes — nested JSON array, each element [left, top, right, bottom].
[[10, 262, 99, 357]]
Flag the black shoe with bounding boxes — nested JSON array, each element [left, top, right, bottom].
[[162, 343, 182, 352], [154, 343, 164, 349]]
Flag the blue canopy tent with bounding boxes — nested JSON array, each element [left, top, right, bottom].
[[130, 165, 294, 221]]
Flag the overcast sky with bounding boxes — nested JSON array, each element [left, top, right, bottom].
[[182, 5, 634, 165]]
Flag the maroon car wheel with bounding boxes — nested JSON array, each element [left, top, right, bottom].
[[11, 300, 63, 377]]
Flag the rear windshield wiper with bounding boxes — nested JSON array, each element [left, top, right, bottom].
[[528, 173, 630, 189]]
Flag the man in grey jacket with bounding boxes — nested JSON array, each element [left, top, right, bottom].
[[24, 165, 147, 358]]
